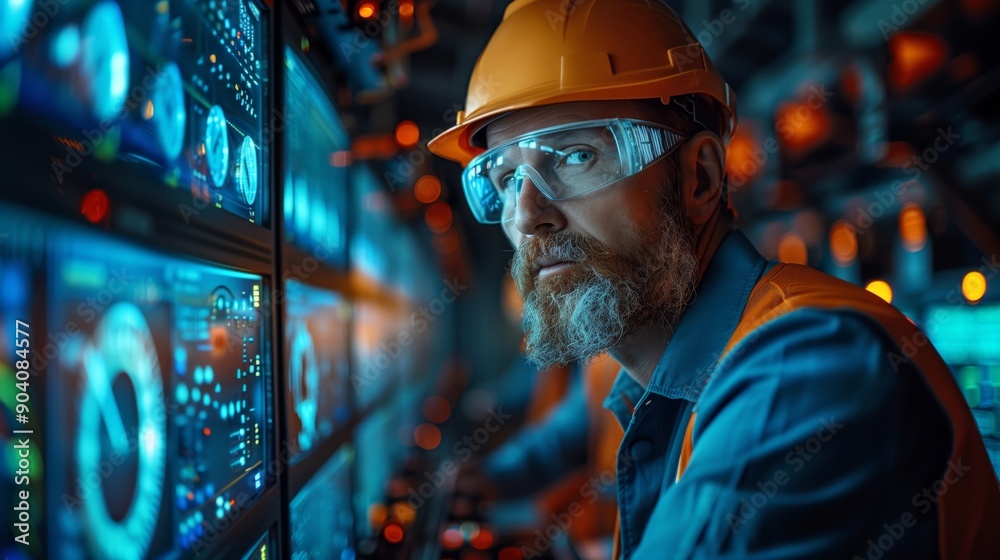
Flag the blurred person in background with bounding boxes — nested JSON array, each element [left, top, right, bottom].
[[429, 0, 1000, 558]]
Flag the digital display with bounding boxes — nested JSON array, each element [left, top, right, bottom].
[[241, 530, 272, 560], [46, 229, 270, 559], [4, 0, 268, 224], [290, 445, 355, 560], [285, 280, 351, 463], [925, 305, 1000, 365], [283, 46, 349, 266]]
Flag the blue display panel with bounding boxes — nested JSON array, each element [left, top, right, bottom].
[[283, 46, 349, 266], [0, 253, 40, 560], [284, 280, 351, 463], [925, 304, 1000, 477], [241, 529, 272, 560], [5, 0, 268, 223], [290, 445, 355, 559], [46, 230, 270, 559]]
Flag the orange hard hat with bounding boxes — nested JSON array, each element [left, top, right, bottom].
[[428, 0, 738, 167]]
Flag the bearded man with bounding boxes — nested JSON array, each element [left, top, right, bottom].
[[428, 1, 1000, 558]]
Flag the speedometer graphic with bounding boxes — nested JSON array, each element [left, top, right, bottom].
[[238, 136, 258, 205], [77, 303, 166, 560], [81, 1, 130, 121], [205, 105, 229, 187], [289, 322, 319, 452], [152, 62, 186, 161]]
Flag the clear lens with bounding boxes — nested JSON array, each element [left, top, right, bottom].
[[462, 119, 684, 224]]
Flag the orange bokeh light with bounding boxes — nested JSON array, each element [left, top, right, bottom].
[[777, 232, 808, 265], [422, 395, 451, 423], [400, 0, 415, 17], [866, 280, 893, 304], [899, 203, 927, 252], [414, 423, 442, 450], [888, 32, 948, 90], [415, 175, 442, 203], [358, 2, 377, 19], [425, 202, 453, 233], [775, 96, 831, 153], [441, 527, 464, 549], [830, 220, 859, 265], [725, 127, 762, 185], [395, 120, 420, 148]]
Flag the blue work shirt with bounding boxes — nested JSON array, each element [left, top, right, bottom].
[[606, 231, 952, 559]]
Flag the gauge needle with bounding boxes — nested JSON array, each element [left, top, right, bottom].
[[84, 345, 130, 454]]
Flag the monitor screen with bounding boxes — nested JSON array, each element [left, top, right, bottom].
[[283, 45, 350, 266], [284, 280, 351, 463], [4, 0, 268, 224], [241, 529, 272, 560], [290, 445, 355, 559], [46, 229, 270, 559], [925, 304, 1000, 365]]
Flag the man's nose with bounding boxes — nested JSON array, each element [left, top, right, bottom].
[[511, 169, 566, 237]]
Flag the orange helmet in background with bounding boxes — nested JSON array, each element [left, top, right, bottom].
[[428, 0, 738, 167]]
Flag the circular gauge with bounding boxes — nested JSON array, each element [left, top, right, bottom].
[[77, 303, 166, 560], [152, 62, 186, 160], [238, 136, 258, 205], [289, 322, 318, 452], [0, 0, 34, 61], [81, 2, 130, 121], [205, 105, 229, 187]]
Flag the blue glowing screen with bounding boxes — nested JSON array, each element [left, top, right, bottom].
[[46, 229, 269, 559], [284, 280, 351, 463], [4, 0, 268, 224], [283, 46, 349, 266], [290, 445, 355, 560]]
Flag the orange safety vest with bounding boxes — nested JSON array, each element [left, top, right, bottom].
[[614, 262, 1000, 559]]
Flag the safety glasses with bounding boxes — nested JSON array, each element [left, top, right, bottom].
[[461, 118, 686, 224]]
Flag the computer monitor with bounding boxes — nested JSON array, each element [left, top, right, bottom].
[[283, 45, 350, 267], [46, 227, 271, 558], [284, 280, 351, 464], [4, 0, 269, 224], [290, 445, 355, 559]]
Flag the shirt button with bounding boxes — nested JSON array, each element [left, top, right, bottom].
[[629, 439, 652, 460]]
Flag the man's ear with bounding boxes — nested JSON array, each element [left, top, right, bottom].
[[678, 131, 726, 227]]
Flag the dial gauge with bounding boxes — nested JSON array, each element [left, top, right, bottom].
[[78, 303, 166, 560], [81, 1, 130, 121], [152, 62, 186, 161], [238, 135, 258, 205], [205, 105, 229, 187]]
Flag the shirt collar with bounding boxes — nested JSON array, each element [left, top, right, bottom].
[[603, 230, 767, 421]]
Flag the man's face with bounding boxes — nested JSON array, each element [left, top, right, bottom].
[[485, 101, 701, 367]]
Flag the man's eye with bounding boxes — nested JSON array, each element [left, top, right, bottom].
[[498, 173, 518, 192], [564, 149, 595, 165]]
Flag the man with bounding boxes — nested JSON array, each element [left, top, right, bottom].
[[428, 0, 1000, 558]]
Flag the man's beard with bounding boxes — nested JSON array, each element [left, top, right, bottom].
[[510, 194, 700, 368]]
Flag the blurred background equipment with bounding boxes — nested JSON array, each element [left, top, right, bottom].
[[1, 1, 999, 559]]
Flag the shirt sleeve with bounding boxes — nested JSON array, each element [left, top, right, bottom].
[[483, 373, 591, 498], [629, 308, 952, 559]]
